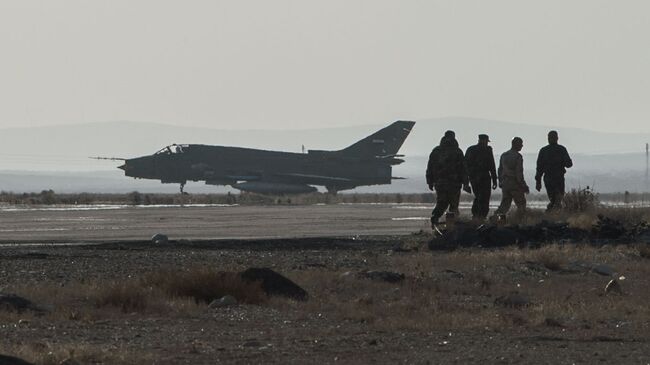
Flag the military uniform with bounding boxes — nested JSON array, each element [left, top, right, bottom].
[[495, 149, 528, 215], [535, 143, 572, 211], [426, 137, 468, 224], [465, 143, 497, 219]]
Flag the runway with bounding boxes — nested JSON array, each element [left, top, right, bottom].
[[0, 204, 435, 244]]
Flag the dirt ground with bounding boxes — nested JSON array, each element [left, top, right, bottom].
[[1, 233, 649, 364]]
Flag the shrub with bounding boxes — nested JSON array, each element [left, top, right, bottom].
[[127, 191, 143, 205], [563, 186, 599, 213], [94, 281, 152, 312], [93, 268, 268, 312]]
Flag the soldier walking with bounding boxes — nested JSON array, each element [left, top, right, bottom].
[[465, 134, 498, 221], [535, 130, 573, 211], [426, 132, 471, 227], [494, 137, 529, 217]]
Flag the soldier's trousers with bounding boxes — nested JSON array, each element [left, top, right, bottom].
[[431, 184, 461, 223], [470, 179, 492, 219], [495, 184, 526, 216], [544, 175, 565, 211]]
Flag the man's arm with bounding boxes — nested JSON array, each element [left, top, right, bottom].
[[534, 148, 544, 191], [563, 146, 573, 168], [426, 150, 437, 187], [458, 150, 469, 186], [458, 149, 470, 192], [489, 147, 497, 186], [516, 154, 528, 189], [535, 148, 544, 183], [497, 154, 503, 187], [464, 147, 474, 178]]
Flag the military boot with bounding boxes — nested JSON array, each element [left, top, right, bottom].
[[445, 212, 457, 230]]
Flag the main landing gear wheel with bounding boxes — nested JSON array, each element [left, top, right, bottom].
[[325, 186, 338, 195]]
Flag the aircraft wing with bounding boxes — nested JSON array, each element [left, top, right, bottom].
[[225, 175, 262, 181], [275, 173, 353, 185]]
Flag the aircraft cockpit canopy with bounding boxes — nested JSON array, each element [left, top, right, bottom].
[[155, 144, 189, 155]]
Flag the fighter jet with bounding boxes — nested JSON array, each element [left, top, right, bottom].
[[114, 121, 415, 194]]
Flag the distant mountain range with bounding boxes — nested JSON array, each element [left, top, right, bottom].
[[0, 117, 648, 193]]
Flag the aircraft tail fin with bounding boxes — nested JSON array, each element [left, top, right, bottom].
[[339, 120, 415, 157]]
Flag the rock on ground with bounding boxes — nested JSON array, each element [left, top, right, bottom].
[[0, 354, 35, 365], [358, 270, 405, 283], [593, 264, 616, 276], [0, 293, 44, 314], [151, 233, 169, 244], [209, 295, 238, 308], [494, 293, 530, 308], [240, 268, 308, 301], [605, 279, 623, 295]]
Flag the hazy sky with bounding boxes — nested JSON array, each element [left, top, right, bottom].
[[1, 1, 649, 132]]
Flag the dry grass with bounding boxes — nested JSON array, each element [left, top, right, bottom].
[[501, 205, 650, 229], [276, 243, 650, 334], [532, 250, 566, 271], [5, 267, 266, 318], [0, 268, 272, 364], [566, 213, 597, 229], [638, 244, 650, 259], [94, 280, 154, 312], [7, 247, 648, 362], [144, 267, 267, 304], [563, 187, 599, 213], [282, 268, 502, 331], [91, 267, 267, 313]]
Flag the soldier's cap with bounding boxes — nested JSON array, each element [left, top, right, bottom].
[[548, 130, 558, 137], [444, 130, 455, 138], [478, 134, 490, 141]]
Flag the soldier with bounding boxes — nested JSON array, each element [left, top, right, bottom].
[[426, 132, 471, 227], [535, 130, 573, 211], [465, 134, 498, 221], [494, 137, 529, 216]]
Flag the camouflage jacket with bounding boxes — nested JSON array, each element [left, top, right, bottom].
[[498, 149, 528, 189], [426, 137, 468, 186], [535, 143, 573, 182], [465, 144, 497, 185]]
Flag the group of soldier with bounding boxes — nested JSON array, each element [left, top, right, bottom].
[[425, 130, 573, 227]]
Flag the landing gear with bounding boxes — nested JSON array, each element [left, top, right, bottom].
[[179, 182, 189, 207], [325, 186, 339, 195]]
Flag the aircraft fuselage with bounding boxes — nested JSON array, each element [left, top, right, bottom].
[[118, 121, 415, 193]]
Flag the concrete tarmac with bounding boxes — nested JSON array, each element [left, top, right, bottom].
[[0, 204, 434, 244]]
